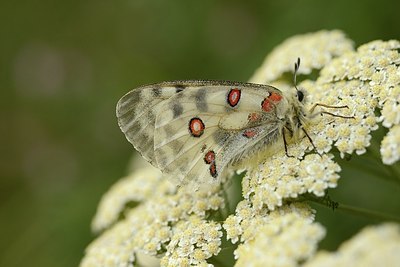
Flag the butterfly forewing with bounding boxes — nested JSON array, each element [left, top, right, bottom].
[[123, 81, 285, 185], [117, 81, 288, 184]]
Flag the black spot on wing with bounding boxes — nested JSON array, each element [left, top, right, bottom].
[[209, 162, 218, 178], [175, 84, 186, 93], [195, 88, 208, 112], [152, 87, 161, 97], [172, 103, 183, 118]]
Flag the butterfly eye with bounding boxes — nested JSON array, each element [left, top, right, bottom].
[[297, 90, 304, 102]]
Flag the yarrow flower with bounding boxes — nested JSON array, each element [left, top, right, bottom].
[[161, 216, 223, 266], [250, 30, 354, 83], [303, 223, 400, 267], [242, 154, 340, 212], [91, 163, 165, 232], [81, 160, 225, 266], [81, 30, 400, 266], [232, 204, 325, 267]]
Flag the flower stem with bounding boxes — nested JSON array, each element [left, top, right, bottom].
[[337, 203, 400, 223], [305, 194, 400, 223]]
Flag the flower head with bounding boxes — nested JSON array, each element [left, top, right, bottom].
[[161, 216, 222, 266], [226, 203, 325, 267], [304, 223, 400, 267], [82, 158, 225, 266]]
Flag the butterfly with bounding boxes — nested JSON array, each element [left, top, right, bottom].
[[116, 59, 350, 187]]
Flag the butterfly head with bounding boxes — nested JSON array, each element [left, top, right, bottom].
[[282, 57, 309, 135]]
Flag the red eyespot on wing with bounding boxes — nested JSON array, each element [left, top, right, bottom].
[[189, 117, 205, 137], [209, 162, 218, 178], [227, 88, 241, 107], [248, 112, 261, 122], [261, 98, 273, 112], [243, 129, 257, 138], [203, 150, 217, 178], [261, 92, 283, 112], [204, 150, 215, 164], [269, 92, 283, 102]]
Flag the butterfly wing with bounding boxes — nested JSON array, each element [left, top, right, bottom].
[[116, 83, 185, 166], [149, 81, 287, 185]]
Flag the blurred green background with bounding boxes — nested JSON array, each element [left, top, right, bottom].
[[1, 0, 399, 266]]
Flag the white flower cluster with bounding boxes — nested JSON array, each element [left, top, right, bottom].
[[381, 125, 400, 164], [304, 223, 400, 267], [161, 216, 222, 267], [91, 165, 165, 232], [81, 160, 224, 267], [242, 154, 340, 211], [317, 39, 400, 164], [250, 30, 354, 83], [223, 202, 325, 266]]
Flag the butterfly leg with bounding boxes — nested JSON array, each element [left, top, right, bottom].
[[282, 126, 293, 157], [320, 111, 355, 119], [309, 103, 349, 113], [301, 127, 321, 156], [309, 103, 355, 119], [284, 126, 320, 157]]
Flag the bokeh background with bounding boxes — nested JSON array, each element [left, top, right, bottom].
[[1, 0, 400, 266]]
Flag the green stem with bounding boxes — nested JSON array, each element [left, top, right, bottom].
[[338, 204, 400, 223], [306, 194, 400, 223]]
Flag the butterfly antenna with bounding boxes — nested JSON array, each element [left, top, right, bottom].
[[293, 57, 301, 92]]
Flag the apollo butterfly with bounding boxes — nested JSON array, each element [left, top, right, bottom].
[[116, 59, 351, 186]]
